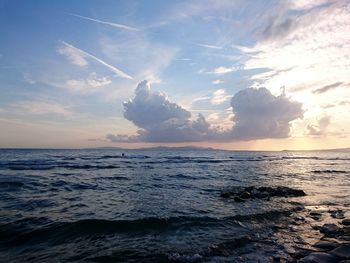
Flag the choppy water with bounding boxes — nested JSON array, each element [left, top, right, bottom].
[[0, 149, 349, 262]]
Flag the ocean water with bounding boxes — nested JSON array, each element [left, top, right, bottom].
[[0, 149, 349, 262]]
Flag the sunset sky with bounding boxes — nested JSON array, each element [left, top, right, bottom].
[[0, 0, 349, 150]]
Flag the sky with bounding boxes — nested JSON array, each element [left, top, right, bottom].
[[0, 0, 349, 150]]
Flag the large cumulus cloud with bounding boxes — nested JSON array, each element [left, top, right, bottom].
[[107, 81, 225, 142], [107, 81, 303, 143], [231, 88, 304, 140]]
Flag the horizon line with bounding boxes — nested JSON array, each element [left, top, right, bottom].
[[0, 146, 349, 152]]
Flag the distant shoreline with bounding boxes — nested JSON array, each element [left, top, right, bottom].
[[0, 146, 349, 152]]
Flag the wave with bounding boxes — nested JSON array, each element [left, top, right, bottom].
[[282, 156, 320, 160], [0, 181, 24, 189], [170, 173, 200, 180], [79, 155, 151, 161], [50, 180, 99, 191], [4, 164, 121, 171], [282, 156, 350, 161], [0, 175, 48, 191], [0, 209, 294, 247], [312, 170, 348, 174]]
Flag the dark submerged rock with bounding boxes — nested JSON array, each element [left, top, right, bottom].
[[331, 245, 350, 260], [320, 224, 342, 237], [342, 219, 350, 226], [234, 196, 245, 202], [220, 185, 306, 202], [299, 252, 339, 263], [313, 240, 339, 251], [310, 211, 323, 220], [330, 210, 345, 219]]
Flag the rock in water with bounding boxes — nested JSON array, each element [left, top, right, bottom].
[[234, 196, 244, 202], [330, 210, 345, 219], [313, 240, 339, 250], [310, 211, 323, 220], [331, 245, 350, 260], [320, 224, 342, 237], [220, 185, 306, 202], [342, 219, 350, 226], [299, 252, 339, 263]]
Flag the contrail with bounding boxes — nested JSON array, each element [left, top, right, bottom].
[[60, 41, 133, 80], [70, 13, 139, 32]]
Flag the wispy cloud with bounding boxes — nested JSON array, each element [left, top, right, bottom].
[[69, 13, 139, 31], [291, 0, 332, 10], [242, 1, 350, 95], [191, 96, 211, 103], [313, 82, 343, 94], [207, 66, 237, 74], [11, 101, 73, 117], [57, 42, 88, 67], [99, 36, 177, 82], [212, 79, 224, 85], [198, 43, 223, 49], [66, 73, 112, 94], [59, 41, 133, 79], [211, 89, 231, 105], [175, 58, 192, 61]]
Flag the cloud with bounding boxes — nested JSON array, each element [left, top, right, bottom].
[[312, 82, 343, 94], [242, 1, 350, 96], [339, 100, 350, 106], [70, 13, 139, 31], [231, 87, 304, 140], [99, 35, 177, 82], [211, 89, 231, 105], [114, 81, 227, 142], [290, 0, 332, 10], [107, 81, 304, 142], [208, 66, 237, 74], [11, 101, 73, 117], [175, 58, 192, 61], [154, 0, 241, 26], [261, 17, 299, 42], [191, 96, 211, 104], [306, 115, 330, 136], [23, 73, 36, 85], [57, 42, 88, 67], [198, 43, 223, 49], [58, 41, 133, 79], [212, 79, 224, 85], [66, 73, 112, 93]]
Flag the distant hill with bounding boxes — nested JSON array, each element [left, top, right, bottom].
[[1, 146, 349, 152], [93, 146, 350, 152], [91, 146, 219, 151]]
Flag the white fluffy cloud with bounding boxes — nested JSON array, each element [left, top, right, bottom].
[[107, 81, 304, 142], [231, 88, 304, 140], [107, 81, 224, 142]]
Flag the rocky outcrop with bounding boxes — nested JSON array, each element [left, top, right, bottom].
[[220, 186, 306, 201]]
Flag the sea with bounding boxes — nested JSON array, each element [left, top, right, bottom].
[[0, 148, 349, 262]]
